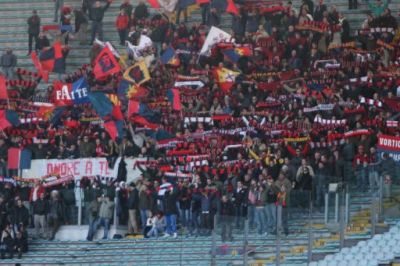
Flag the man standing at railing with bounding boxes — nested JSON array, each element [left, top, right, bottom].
[[219, 195, 234, 242], [232, 181, 248, 229]]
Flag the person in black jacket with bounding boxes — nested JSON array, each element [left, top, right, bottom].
[[232, 181, 247, 228], [313, 0, 327, 22], [27, 10, 41, 55], [178, 180, 191, 232], [33, 192, 48, 239], [36, 32, 50, 52], [127, 183, 139, 235], [219, 195, 234, 242], [74, 7, 89, 45], [134, 0, 148, 20], [163, 186, 178, 238], [120, 0, 133, 18], [0, 138, 8, 178], [60, 182, 76, 224], [90, 0, 112, 44], [47, 191, 66, 240], [14, 230, 27, 259], [10, 199, 29, 233], [189, 188, 201, 236]]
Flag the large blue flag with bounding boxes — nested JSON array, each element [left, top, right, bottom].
[[88, 92, 113, 118], [72, 77, 90, 104]]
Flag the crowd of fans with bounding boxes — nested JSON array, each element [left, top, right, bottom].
[[0, 0, 399, 258]]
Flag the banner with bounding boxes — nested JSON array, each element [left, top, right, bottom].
[[377, 134, 400, 162], [21, 157, 144, 184]]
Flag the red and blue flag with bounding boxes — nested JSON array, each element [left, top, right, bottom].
[[0, 110, 20, 130], [167, 89, 182, 111], [7, 148, 32, 170], [53, 78, 90, 106], [93, 46, 121, 80], [39, 41, 65, 74]]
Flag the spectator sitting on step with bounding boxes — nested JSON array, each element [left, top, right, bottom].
[[14, 227, 28, 259], [145, 211, 166, 238], [0, 223, 15, 259]]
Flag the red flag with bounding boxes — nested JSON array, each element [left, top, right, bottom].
[[132, 116, 158, 129], [167, 89, 182, 111], [112, 105, 124, 120], [226, 0, 238, 15], [0, 75, 8, 99], [147, 0, 160, 8], [0, 110, 11, 130], [40, 41, 63, 72], [128, 100, 140, 117], [104, 121, 118, 140], [93, 46, 121, 80], [31, 51, 49, 83]]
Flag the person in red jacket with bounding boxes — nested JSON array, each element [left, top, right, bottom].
[[353, 145, 369, 192], [116, 9, 129, 45]]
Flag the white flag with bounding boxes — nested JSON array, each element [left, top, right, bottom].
[[199, 26, 234, 56]]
